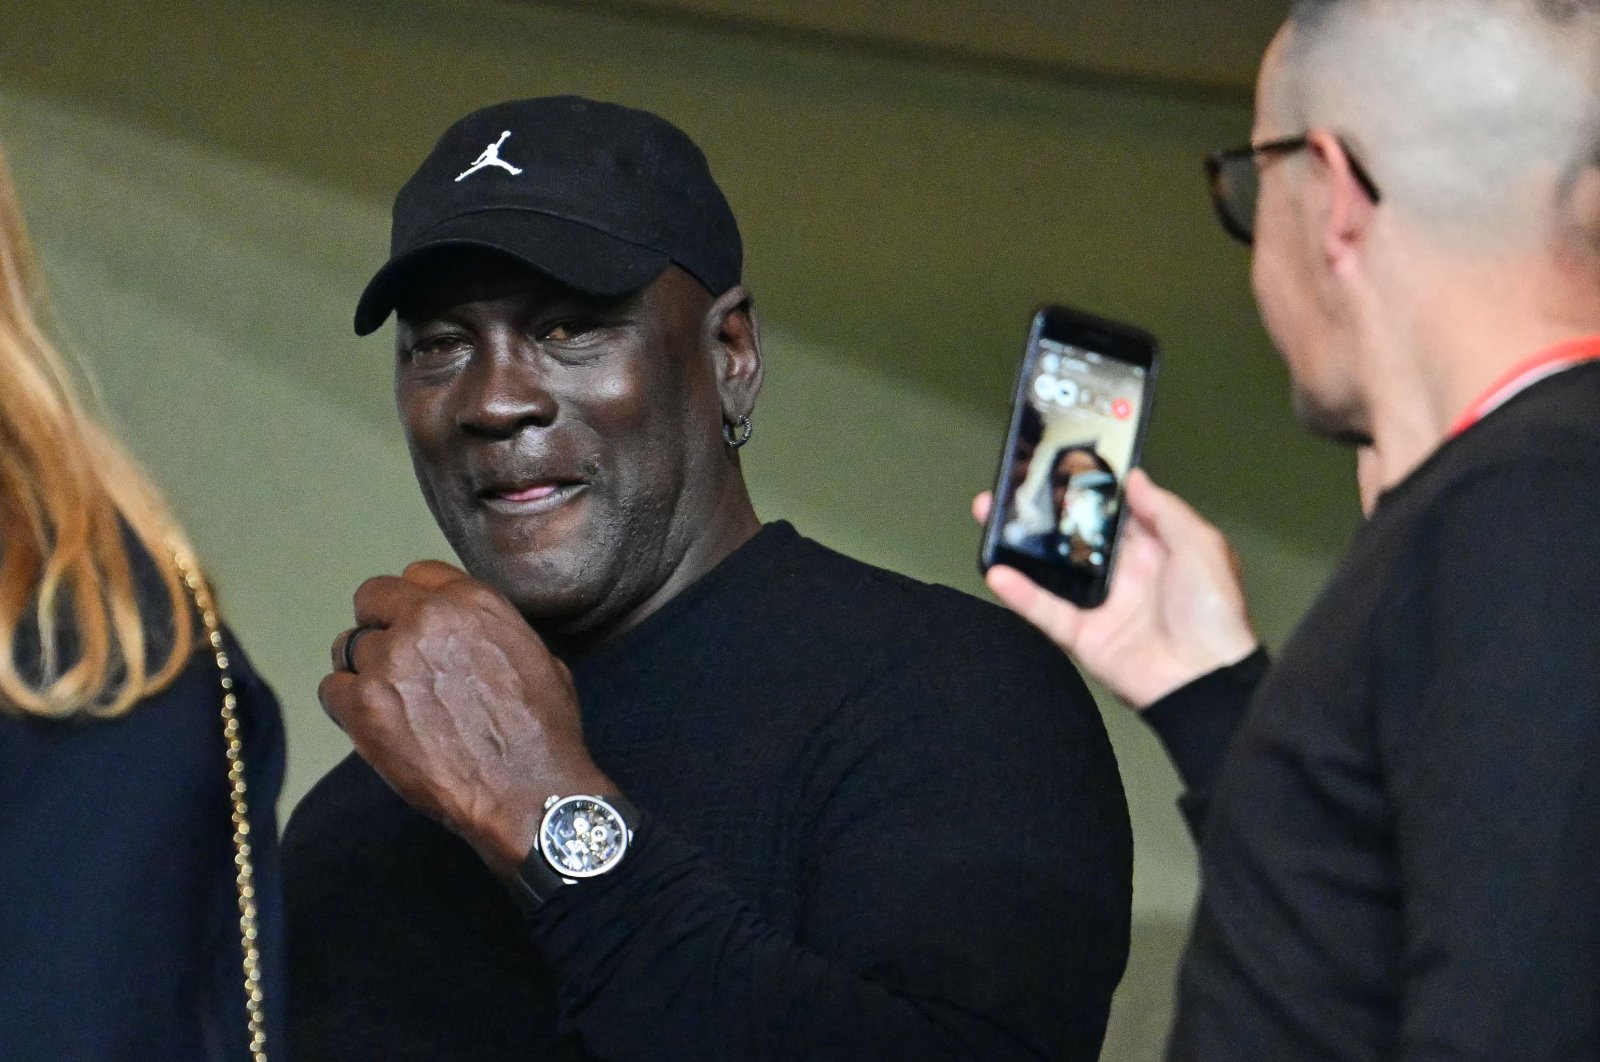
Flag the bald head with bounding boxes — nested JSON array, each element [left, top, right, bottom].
[[1269, 0, 1600, 249]]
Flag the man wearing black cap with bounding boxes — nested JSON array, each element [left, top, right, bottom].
[[282, 96, 1132, 1061]]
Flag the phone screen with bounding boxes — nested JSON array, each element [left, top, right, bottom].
[[983, 306, 1158, 606]]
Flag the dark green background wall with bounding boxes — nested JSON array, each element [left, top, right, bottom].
[[1, 1, 1352, 1053]]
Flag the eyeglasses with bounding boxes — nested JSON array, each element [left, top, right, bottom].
[[1205, 135, 1383, 246]]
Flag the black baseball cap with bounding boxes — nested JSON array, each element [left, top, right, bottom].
[[353, 96, 742, 336]]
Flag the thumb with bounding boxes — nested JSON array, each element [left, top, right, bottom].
[[1125, 469, 1216, 550], [986, 565, 1087, 655]]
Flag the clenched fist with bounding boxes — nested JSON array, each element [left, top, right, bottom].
[[322, 560, 615, 877]]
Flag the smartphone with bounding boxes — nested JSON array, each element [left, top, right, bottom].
[[980, 305, 1159, 608]]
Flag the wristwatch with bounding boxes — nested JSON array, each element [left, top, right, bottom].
[[511, 793, 637, 911]]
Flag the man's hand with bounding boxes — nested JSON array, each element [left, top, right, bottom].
[[321, 560, 614, 877], [975, 469, 1259, 709]]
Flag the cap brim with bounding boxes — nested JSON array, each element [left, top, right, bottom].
[[353, 210, 672, 335]]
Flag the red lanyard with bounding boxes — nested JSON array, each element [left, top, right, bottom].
[[1448, 335, 1600, 438]]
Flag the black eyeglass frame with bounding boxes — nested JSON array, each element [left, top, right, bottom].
[[1205, 134, 1383, 246]]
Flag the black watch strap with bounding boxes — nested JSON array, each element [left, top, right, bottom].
[[512, 844, 573, 909], [510, 793, 639, 915]]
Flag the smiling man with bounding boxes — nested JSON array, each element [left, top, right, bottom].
[[281, 97, 1132, 1061]]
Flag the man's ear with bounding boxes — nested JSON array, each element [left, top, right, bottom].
[[1308, 129, 1378, 271], [706, 284, 764, 420]]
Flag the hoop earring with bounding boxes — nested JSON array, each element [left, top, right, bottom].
[[722, 414, 753, 449]]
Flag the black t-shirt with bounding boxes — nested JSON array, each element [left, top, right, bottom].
[[1145, 364, 1600, 1059], [0, 545, 287, 1061], [283, 522, 1132, 1060]]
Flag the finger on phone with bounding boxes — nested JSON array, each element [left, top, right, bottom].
[[972, 491, 994, 524]]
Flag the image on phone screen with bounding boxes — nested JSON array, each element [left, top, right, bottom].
[[998, 339, 1150, 576]]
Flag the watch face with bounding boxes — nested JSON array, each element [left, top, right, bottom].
[[539, 796, 629, 878]]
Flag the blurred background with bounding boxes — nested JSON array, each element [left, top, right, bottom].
[[1, 0, 1356, 1054]]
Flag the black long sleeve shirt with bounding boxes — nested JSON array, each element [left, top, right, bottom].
[[1144, 364, 1600, 1060], [283, 522, 1132, 1060]]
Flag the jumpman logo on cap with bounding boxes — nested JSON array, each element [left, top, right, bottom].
[[456, 131, 524, 182]]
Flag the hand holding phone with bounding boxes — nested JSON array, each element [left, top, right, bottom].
[[980, 305, 1159, 608], [978, 470, 1261, 708]]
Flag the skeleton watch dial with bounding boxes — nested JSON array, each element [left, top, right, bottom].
[[538, 795, 631, 878]]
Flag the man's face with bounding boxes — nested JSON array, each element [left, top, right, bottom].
[[393, 251, 725, 636], [1251, 26, 1368, 443]]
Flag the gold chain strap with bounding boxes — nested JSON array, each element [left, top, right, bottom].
[[175, 553, 269, 1062]]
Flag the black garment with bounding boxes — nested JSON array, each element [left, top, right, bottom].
[[1145, 363, 1600, 1060], [0, 551, 288, 1060], [284, 522, 1131, 1060]]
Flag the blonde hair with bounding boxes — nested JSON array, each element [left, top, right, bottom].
[[0, 145, 197, 718]]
